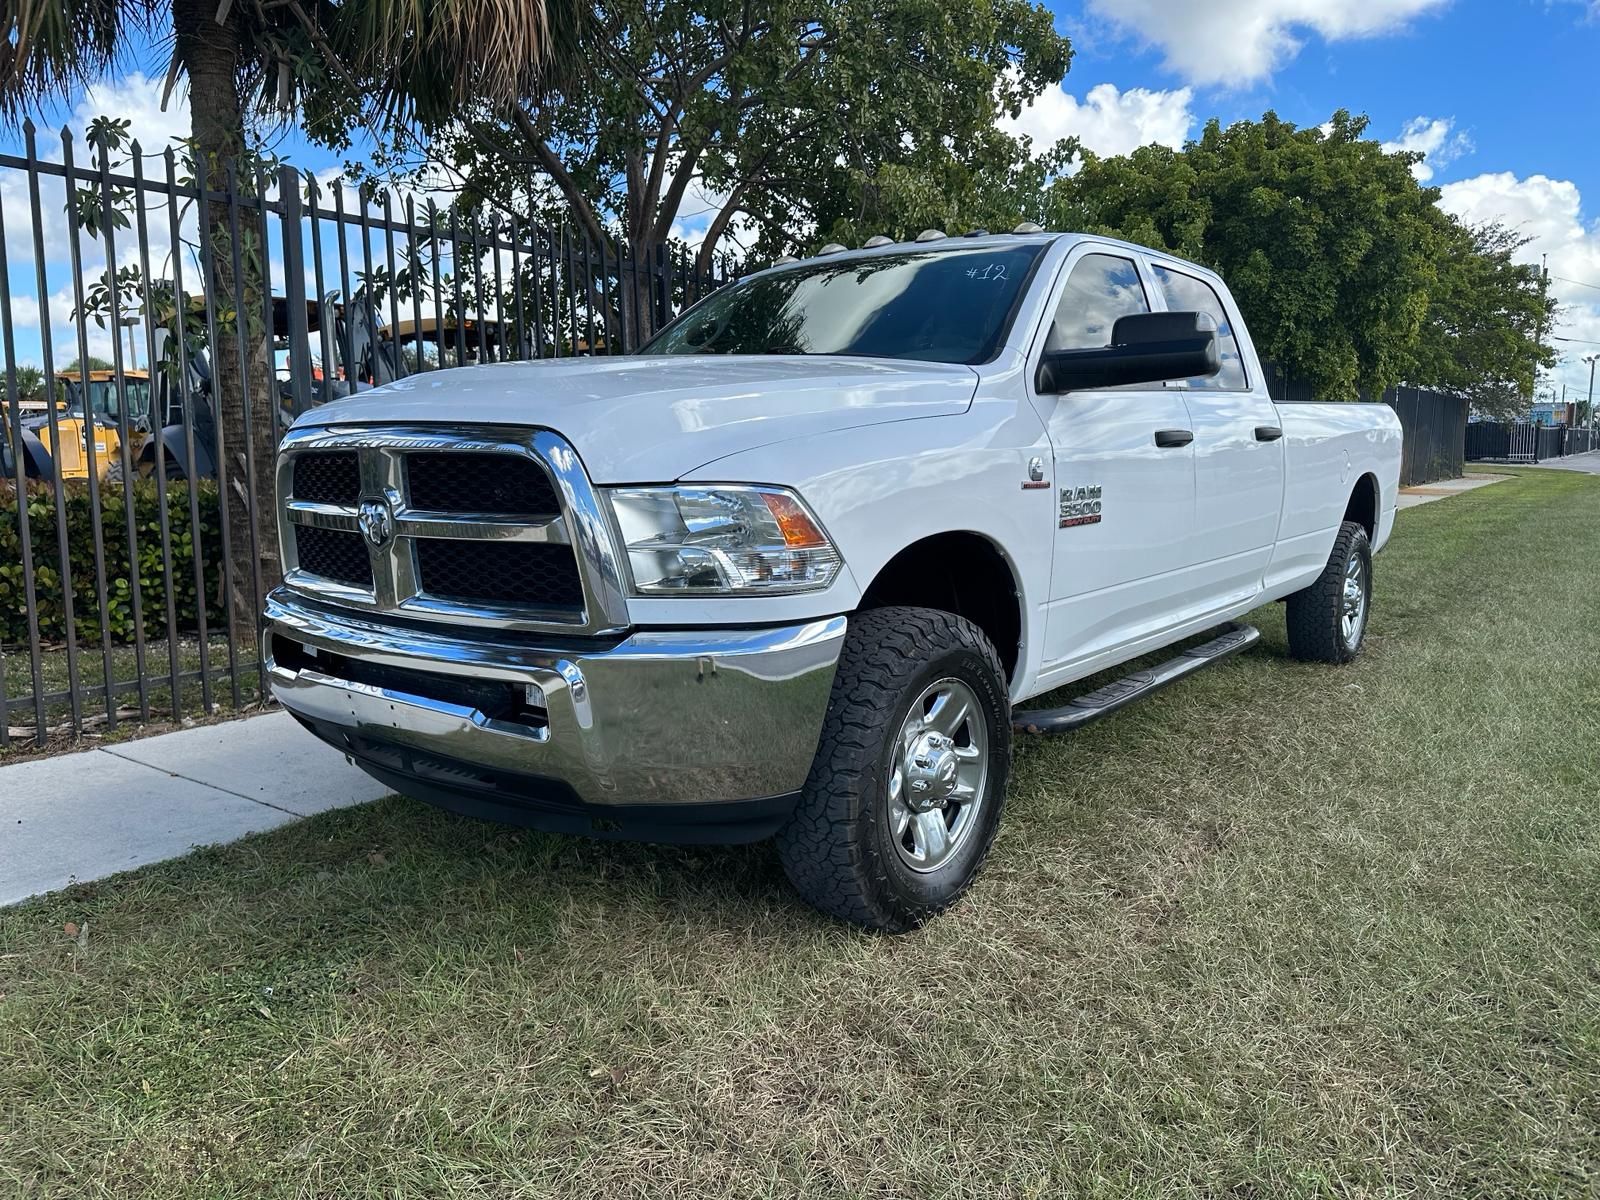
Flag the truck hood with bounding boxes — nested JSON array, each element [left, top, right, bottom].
[[300, 355, 979, 482]]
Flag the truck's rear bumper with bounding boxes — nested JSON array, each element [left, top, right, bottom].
[[263, 589, 846, 842]]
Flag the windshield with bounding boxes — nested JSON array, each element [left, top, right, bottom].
[[641, 244, 1045, 365], [64, 378, 152, 422]]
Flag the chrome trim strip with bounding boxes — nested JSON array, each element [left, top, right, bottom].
[[285, 499, 361, 530], [398, 513, 568, 544], [276, 424, 628, 635], [283, 568, 374, 607], [286, 503, 568, 544], [296, 667, 552, 744], [399, 592, 584, 626]]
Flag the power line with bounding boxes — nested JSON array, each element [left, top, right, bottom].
[[1553, 335, 1600, 346], [1552, 275, 1600, 294]]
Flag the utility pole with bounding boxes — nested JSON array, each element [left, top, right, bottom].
[[1586, 353, 1599, 434], [1532, 254, 1550, 409]]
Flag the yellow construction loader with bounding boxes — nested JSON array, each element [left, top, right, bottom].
[[26, 369, 156, 482]]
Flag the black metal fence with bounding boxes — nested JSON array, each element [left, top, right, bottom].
[[1388, 386, 1468, 487], [0, 126, 731, 750], [1263, 364, 1468, 487], [1465, 421, 1598, 464]]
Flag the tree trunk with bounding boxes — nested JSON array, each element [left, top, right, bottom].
[[628, 236, 680, 346], [172, 0, 279, 654]]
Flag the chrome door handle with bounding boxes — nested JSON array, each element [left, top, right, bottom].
[[1154, 429, 1194, 448]]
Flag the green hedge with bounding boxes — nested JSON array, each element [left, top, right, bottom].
[[0, 479, 227, 646]]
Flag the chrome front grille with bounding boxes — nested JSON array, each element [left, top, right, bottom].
[[277, 425, 629, 635]]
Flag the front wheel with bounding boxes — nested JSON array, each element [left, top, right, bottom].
[[1285, 519, 1372, 664], [776, 606, 1011, 932]]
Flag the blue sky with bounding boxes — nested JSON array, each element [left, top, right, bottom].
[[1019, 0, 1600, 400], [4, 0, 1599, 400], [1050, 0, 1598, 201]]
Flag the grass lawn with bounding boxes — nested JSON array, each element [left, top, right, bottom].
[[3, 467, 1598, 1198]]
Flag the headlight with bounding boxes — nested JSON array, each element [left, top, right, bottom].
[[606, 485, 843, 595]]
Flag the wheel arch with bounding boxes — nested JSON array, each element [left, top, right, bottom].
[[1344, 472, 1379, 540], [857, 530, 1024, 684]]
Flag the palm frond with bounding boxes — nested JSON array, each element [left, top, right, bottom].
[[0, 0, 155, 118], [315, 0, 577, 129]]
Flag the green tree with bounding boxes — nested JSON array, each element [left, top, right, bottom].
[[413, 0, 1069, 318], [8, 364, 47, 404], [1406, 220, 1555, 419], [58, 355, 115, 375], [1048, 110, 1449, 400]]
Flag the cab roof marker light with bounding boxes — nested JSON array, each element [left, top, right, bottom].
[[773, 254, 798, 265], [963, 229, 989, 237], [1013, 221, 1044, 234], [914, 229, 947, 243], [816, 242, 848, 256], [862, 235, 894, 248]]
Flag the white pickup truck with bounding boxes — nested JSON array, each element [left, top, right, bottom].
[[265, 229, 1402, 931]]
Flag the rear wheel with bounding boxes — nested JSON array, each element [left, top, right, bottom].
[[776, 606, 1011, 932], [1285, 519, 1372, 664]]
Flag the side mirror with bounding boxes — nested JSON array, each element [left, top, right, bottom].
[[1036, 311, 1222, 394]]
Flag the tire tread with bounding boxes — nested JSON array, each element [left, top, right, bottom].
[[776, 606, 1009, 932], [1284, 519, 1370, 664]]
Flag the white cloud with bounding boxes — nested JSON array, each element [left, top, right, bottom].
[[1002, 82, 1195, 160], [3, 73, 194, 368], [1085, 0, 1450, 87], [8, 295, 41, 331], [1381, 116, 1472, 182], [1440, 170, 1600, 400]]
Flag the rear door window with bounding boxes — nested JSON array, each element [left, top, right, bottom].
[[1151, 265, 1247, 390]]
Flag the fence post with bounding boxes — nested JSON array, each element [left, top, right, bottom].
[[280, 165, 313, 417], [655, 242, 671, 331]]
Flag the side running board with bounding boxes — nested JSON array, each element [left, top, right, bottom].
[[1013, 624, 1261, 735]]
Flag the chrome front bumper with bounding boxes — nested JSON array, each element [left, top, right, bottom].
[[264, 589, 845, 819]]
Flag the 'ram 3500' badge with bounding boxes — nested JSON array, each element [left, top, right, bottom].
[[1059, 484, 1103, 528]]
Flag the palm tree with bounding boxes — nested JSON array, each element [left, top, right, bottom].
[[1, 0, 578, 638], [2, 1, 574, 164]]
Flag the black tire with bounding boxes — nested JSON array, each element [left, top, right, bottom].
[[1285, 519, 1372, 664], [776, 606, 1011, 932]]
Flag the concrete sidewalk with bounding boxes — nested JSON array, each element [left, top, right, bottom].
[[1525, 450, 1600, 475], [1397, 473, 1508, 509], [0, 711, 390, 906]]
